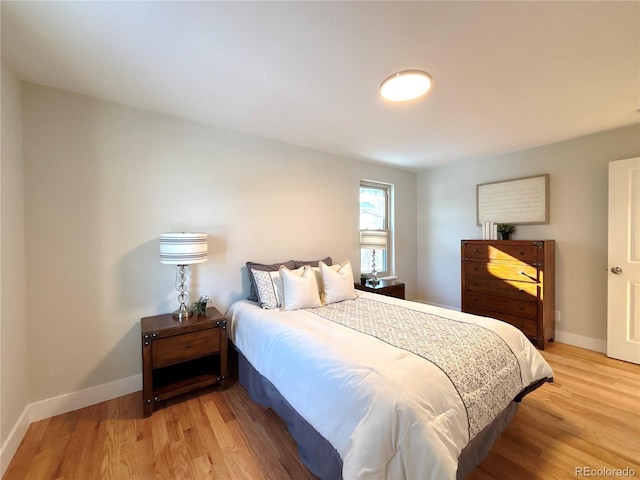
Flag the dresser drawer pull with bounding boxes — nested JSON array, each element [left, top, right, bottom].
[[519, 271, 538, 282], [186, 343, 192, 349]]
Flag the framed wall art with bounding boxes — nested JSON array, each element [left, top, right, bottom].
[[477, 174, 549, 225]]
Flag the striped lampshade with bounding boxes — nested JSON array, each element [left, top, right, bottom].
[[360, 230, 388, 250], [159, 233, 208, 265]]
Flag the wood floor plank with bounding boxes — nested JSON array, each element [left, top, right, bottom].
[[201, 393, 265, 480], [100, 395, 121, 479], [3, 342, 638, 480], [191, 396, 230, 479], [150, 408, 174, 480], [55, 401, 102, 479], [133, 412, 156, 480]]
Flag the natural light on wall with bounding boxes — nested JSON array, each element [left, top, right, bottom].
[[380, 70, 432, 102]]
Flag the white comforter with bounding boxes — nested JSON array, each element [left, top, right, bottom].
[[227, 292, 553, 480]]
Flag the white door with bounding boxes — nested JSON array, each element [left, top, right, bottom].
[[607, 157, 640, 364]]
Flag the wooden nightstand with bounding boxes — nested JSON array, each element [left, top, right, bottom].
[[141, 306, 228, 417], [355, 279, 405, 299]]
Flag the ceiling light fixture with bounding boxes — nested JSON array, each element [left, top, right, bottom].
[[380, 70, 432, 102]]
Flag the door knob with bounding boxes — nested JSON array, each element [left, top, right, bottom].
[[611, 266, 623, 275]]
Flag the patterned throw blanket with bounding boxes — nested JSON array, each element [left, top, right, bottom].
[[311, 297, 523, 440]]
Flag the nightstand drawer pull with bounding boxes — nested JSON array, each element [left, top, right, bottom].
[[186, 343, 192, 348]]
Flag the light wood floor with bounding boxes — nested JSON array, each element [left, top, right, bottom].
[[3, 342, 639, 480]]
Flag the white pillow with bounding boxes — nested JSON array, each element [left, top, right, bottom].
[[320, 260, 356, 305], [251, 267, 303, 309], [268, 270, 285, 307], [280, 265, 322, 311], [311, 266, 324, 294]]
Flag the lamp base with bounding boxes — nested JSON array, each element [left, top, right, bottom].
[[172, 304, 192, 320]]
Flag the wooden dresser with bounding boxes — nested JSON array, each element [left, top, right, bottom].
[[461, 240, 555, 349]]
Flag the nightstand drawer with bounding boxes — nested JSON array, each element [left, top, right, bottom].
[[152, 330, 220, 368]]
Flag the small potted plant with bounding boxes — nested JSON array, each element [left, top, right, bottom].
[[190, 295, 210, 317], [497, 223, 516, 240]]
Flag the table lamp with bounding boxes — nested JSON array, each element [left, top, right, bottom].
[[360, 230, 388, 285], [160, 232, 208, 320]]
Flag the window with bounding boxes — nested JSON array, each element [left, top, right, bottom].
[[360, 181, 392, 276]]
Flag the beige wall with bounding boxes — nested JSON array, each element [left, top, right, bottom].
[[1, 63, 29, 449], [21, 83, 417, 402], [416, 124, 640, 346]]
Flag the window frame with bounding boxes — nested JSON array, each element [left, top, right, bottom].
[[359, 180, 393, 277]]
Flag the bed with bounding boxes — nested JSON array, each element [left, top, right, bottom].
[[227, 260, 554, 480]]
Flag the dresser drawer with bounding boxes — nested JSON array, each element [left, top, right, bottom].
[[152, 329, 220, 368], [463, 243, 539, 262], [463, 261, 540, 282], [465, 277, 538, 301], [464, 306, 539, 338], [463, 291, 538, 320]]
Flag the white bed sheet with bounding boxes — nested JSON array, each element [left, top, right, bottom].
[[227, 292, 553, 480]]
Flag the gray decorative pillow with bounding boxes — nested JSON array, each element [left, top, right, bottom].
[[246, 260, 295, 301], [293, 257, 333, 268]]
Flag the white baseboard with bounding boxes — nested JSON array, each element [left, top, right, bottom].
[[27, 374, 142, 423], [0, 373, 141, 477], [0, 406, 30, 477], [412, 298, 459, 310], [555, 330, 606, 353]]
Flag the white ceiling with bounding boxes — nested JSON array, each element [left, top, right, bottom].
[[2, 1, 638, 171]]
